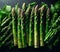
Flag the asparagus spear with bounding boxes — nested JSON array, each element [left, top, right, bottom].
[[44, 16, 60, 42], [0, 21, 12, 41], [45, 26, 60, 43], [1, 26, 8, 33], [29, 7, 34, 46], [25, 5, 31, 45], [21, 10, 26, 48], [2, 16, 7, 23], [45, 13, 58, 37], [1, 19, 12, 33], [40, 5, 45, 46], [34, 5, 38, 48], [12, 8, 17, 46], [46, 8, 50, 34], [17, 8, 22, 48], [1, 17, 10, 27]]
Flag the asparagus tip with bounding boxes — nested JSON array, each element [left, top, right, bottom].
[[35, 5, 38, 11], [12, 7, 15, 16], [18, 8, 21, 15]]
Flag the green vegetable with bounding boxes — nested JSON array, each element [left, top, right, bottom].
[[44, 16, 60, 42], [34, 5, 38, 48], [17, 8, 22, 48], [25, 5, 31, 44], [46, 8, 50, 34], [40, 5, 45, 46], [21, 10, 25, 48], [29, 7, 34, 46], [12, 8, 17, 46]]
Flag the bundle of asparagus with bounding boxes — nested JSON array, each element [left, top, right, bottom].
[[0, 2, 60, 49]]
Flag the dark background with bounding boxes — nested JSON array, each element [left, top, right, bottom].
[[0, 0, 58, 8]]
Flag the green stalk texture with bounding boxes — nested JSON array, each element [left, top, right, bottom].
[[25, 5, 31, 44], [46, 8, 50, 34], [17, 8, 22, 48], [29, 7, 34, 46], [40, 5, 45, 46], [34, 5, 38, 48], [45, 26, 60, 43], [1, 17, 10, 27], [20, 10, 25, 48], [45, 17, 59, 37], [0, 13, 11, 47], [1, 17, 12, 33], [44, 16, 60, 42], [0, 2, 60, 48], [22, 3, 27, 47], [2, 16, 7, 23], [12, 8, 17, 46]]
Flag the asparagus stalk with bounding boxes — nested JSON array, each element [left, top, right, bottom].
[[25, 5, 31, 45], [45, 26, 60, 43], [12, 8, 17, 46], [40, 5, 45, 46], [29, 7, 34, 46], [1, 17, 10, 27], [45, 8, 50, 34], [1, 20, 12, 33], [48, 26, 60, 41], [2, 16, 7, 23], [0, 22, 12, 41], [1, 26, 8, 33], [44, 16, 60, 42], [34, 5, 38, 48], [21, 10, 25, 48], [17, 8, 22, 48]]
